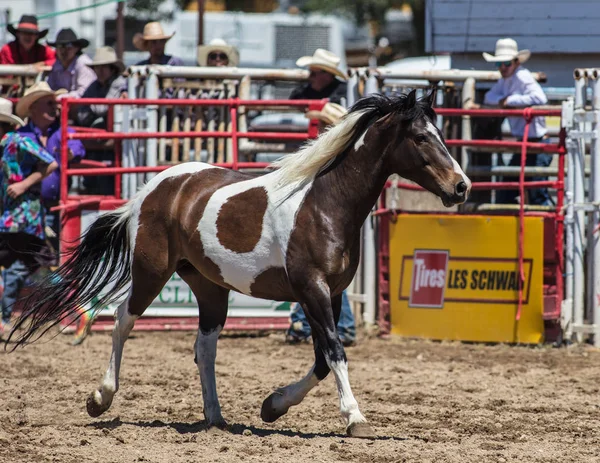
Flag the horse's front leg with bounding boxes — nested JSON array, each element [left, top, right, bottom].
[[261, 282, 374, 438]]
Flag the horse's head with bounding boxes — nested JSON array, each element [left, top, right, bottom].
[[376, 90, 471, 207]]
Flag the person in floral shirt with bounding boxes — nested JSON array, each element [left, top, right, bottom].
[[0, 97, 57, 335]]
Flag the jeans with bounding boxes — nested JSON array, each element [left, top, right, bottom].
[[1, 260, 30, 324], [497, 137, 553, 206], [287, 290, 356, 342]]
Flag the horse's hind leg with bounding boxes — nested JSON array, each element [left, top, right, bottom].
[[177, 263, 229, 428], [86, 257, 174, 418]]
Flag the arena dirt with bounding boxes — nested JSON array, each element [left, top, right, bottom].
[[2, 329, 600, 463]]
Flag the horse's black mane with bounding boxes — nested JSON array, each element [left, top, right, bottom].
[[348, 91, 437, 135]]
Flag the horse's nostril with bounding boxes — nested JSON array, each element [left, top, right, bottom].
[[456, 181, 467, 195]]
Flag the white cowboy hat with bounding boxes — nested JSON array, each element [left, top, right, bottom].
[[305, 102, 347, 126], [86, 46, 125, 73], [197, 38, 240, 67], [133, 22, 175, 52], [16, 81, 67, 119], [296, 48, 348, 81], [482, 38, 531, 64], [0, 98, 24, 126]]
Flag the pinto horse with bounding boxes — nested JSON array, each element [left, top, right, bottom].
[[9, 91, 470, 438]]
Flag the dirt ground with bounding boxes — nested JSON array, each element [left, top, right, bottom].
[[2, 330, 600, 463]]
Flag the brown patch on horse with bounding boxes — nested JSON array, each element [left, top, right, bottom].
[[133, 168, 249, 296], [216, 187, 268, 253]]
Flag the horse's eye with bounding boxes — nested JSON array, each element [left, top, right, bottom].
[[415, 134, 428, 144]]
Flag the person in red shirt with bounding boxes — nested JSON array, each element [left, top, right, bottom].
[[0, 15, 56, 69]]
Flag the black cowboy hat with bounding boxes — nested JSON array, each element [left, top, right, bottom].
[[7, 15, 48, 39], [47, 28, 89, 49]]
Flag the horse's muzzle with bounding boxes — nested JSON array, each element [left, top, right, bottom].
[[442, 180, 470, 207]]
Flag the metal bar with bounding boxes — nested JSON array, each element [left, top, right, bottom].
[[145, 70, 159, 180], [0, 64, 44, 76], [461, 77, 475, 172], [436, 108, 562, 117], [68, 131, 311, 141], [395, 181, 561, 191], [230, 106, 238, 171], [128, 65, 310, 81], [592, 76, 600, 346], [444, 139, 563, 152], [369, 67, 547, 83], [66, 163, 272, 176], [466, 166, 565, 177], [60, 99, 69, 205]]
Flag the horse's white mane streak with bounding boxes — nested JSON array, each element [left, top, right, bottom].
[[270, 110, 366, 187]]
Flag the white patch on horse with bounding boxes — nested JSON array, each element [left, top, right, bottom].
[[198, 173, 312, 295], [354, 127, 368, 151], [195, 326, 224, 424], [425, 121, 471, 188], [329, 360, 367, 427]]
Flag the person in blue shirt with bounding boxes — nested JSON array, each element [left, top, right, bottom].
[[482, 38, 551, 206]]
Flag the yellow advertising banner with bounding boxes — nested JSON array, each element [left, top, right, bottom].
[[389, 215, 544, 343]]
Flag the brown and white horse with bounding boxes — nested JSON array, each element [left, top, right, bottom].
[[9, 90, 470, 438]]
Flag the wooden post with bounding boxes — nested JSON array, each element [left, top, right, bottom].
[[116, 0, 125, 60], [197, 0, 204, 46]]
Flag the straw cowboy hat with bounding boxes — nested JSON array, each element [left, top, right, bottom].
[[47, 28, 90, 49], [296, 48, 347, 81], [87, 46, 125, 73], [133, 22, 175, 52], [197, 38, 240, 67], [0, 98, 24, 127], [8, 14, 48, 39], [305, 102, 347, 126], [16, 82, 67, 119], [483, 38, 531, 64]]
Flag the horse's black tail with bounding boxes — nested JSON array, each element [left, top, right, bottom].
[[7, 205, 133, 348]]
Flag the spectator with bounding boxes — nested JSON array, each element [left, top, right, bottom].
[[16, 82, 86, 242], [285, 102, 356, 347], [0, 14, 55, 68], [482, 38, 551, 206], [133, 22, 183, 66], [0, 97, 57, 336], [289, 49, 348, 105], [77, 46, 126, 128], [76, 46, 126, 195], [46, 28, 96, 100], [197, 38, 239, 67]]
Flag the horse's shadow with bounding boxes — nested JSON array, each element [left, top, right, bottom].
[[87, 417, 407, 441]]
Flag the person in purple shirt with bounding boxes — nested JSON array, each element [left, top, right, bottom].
[[46, 28, 95, 101], [15, 81, 85, 211]]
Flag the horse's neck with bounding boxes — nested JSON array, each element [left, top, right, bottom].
[[315, 131, 390, 229]]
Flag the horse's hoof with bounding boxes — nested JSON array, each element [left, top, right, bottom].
[[346, 422, 376, 439], [86, 391, 111, 418], [260, 391, 288, 423]]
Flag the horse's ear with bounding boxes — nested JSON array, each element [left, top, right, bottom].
[[423, 88, 437, 108], [406, 89, 417, 108]]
